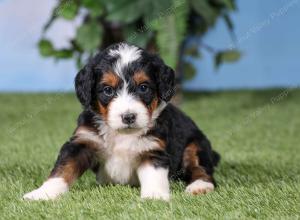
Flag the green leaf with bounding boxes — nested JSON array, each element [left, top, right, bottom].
[[53, 49, 73, 59], [183, 61, 197, 80], [82, 0, 102, 8], [38, 39, 73, 59], [215, 50, 241, 69], [151, 1, 188, 68], [82, 0, 104, 17], [143, 0, 173, 23], [184, 45, 202, 58], [220, 0, 236, 10], [75, 21, 102, 52], [75, 53, 84, 69], [190, 0, 218, 26], [38, 39, 54, 57], [125, 28, 150, 48], [106, 0, 144, 23], [57, 0, 78, 20]]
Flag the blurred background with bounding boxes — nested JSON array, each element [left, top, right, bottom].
[[1, 1, 300, 218], [1, 0, 299, 92]]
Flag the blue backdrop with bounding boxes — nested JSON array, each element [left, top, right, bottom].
[[0, 0, 299, 92], [183, 0, 300, 91]]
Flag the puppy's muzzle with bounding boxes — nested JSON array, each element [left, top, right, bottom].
[[121, 113, 137, 125]]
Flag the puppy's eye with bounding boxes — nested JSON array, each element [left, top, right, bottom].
[[103, 86, 115, 97], [138, 84, 150, 94]]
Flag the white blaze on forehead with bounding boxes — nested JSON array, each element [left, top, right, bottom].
[[109, 43, 141, 77]]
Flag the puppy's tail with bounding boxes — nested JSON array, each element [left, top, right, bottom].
[[212, 150, 221, 167]]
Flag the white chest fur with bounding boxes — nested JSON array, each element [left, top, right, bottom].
[[96, 131, 161, 185]]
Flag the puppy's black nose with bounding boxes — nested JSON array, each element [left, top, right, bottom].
[[122, 113, 137, 125]]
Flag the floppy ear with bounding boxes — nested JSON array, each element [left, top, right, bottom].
[[157, 65, 175, 102], [75, 64, 95, 108]]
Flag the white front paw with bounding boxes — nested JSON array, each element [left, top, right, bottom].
[[23, 188, 55, 200], [137, 165, 170, 201], [141, 189, 170, 201], [23, 178, 68, 201]]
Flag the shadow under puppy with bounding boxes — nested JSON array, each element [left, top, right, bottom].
[[24, 43, 220, 201]]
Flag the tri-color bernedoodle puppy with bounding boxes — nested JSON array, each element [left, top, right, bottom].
[[23, 43, 220, 201]]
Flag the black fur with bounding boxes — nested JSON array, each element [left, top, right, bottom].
[[75, 64, 95, 108], [73, 42, 219, 184], [23, 43, 221, 202], [147, 104, 219, 181], [50, 141, 98, 180], [75, 46, 176, 110], [54, 42, 219, 188]]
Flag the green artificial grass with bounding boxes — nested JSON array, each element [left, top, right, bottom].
[[0, 89, 299, 219]]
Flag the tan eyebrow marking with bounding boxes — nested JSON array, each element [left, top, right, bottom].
[[133, 71, 150, 84], [101, 71, 120, 87]]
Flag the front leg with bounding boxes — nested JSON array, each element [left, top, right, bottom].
[[23, 128, 100, 200], [137, 150, 170, 201]]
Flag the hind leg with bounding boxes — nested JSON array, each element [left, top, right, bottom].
[[183, 142, 215, 195]]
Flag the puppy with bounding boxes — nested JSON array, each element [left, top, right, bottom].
[[23, 43, 220, 201]]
